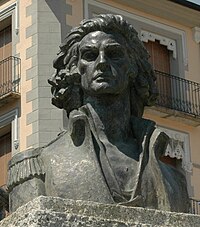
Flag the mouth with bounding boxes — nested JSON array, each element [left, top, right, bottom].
[[93, 72, 113, 82]]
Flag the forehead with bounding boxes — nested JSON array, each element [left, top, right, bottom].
[[79, 31, 127, 48]]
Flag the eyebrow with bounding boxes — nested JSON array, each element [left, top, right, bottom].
[[79, 45, 97, 52], [79, 43, 123, 52], [104, 43, 124, 49], [105, 43, 122, 47]]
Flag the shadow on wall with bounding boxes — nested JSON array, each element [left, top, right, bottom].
[[45, 0, 70, 41]]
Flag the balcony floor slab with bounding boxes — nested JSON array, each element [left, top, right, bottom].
[[145, 106, 200, 127]]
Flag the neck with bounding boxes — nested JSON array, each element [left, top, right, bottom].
[[83, 90, 132, 143]]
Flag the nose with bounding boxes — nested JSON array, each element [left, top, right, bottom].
[[96, 51, 109, 71]]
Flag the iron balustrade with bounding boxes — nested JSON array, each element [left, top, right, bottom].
[[190, 198, 200, 215], [155, 70, 200, 117], [0, 56, 21, 97]]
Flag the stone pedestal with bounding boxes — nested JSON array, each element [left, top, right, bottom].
[[0, 196, 200, 226]]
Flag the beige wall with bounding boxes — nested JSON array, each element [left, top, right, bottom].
[[16, 0, 33, 151], [66, 0, 83, 27], [186, 28, 200, 82], [0, 0, 33, 152]]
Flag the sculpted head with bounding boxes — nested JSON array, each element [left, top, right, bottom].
[[79, 30, 131, 96], [48, 14, 158, 117]]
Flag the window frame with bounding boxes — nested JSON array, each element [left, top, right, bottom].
[[157, 125, 192, 173], [0, 109, 19, 156], [0, 1, 18, 34]]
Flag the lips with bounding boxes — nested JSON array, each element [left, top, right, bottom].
[[93, 71, 113, 81]]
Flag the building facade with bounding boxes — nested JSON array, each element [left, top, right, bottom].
[[0, 0, 200, 213]]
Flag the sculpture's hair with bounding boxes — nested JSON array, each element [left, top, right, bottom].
[[48, 14, 158, 117]]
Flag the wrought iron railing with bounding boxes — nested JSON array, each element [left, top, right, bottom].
[[190, 198, 200, 215], [0, 56, 21, 97], [155, 70, 200, 117]]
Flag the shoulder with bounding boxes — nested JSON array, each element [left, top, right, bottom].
[[7, 148, 45, 192], [43, 130, 68, 148], [148, 127, 169, 158], [0, 187, 8, 211]]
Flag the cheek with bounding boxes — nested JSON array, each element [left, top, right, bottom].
[[111, 63, 129, 78], [78, 61, 86, 75], [78, 60, 95, 75]]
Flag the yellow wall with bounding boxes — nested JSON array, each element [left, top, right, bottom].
[[16, 0, 33, 151], [66, 0, 83, 27], [187, 28, 200, 82], [0, 0, 33, 151]]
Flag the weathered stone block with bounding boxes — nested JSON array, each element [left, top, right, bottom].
[[1, 196, 200, 227]]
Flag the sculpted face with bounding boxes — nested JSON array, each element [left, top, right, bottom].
[[78, 31, 131, 96]]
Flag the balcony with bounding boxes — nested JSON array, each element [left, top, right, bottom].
[[145, 70, 200, 126], [0, 56, 21, 107], [190, 198, 200, 215]]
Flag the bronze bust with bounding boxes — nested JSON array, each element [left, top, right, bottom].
[[7, 14, 189, 213]]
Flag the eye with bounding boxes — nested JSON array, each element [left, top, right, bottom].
[[81, 50, 98, 61], [106, 48, 124, 60]]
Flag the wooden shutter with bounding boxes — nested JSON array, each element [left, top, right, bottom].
[[0, 132, 11, 188], [0, 25, 12, 61], [144, 40, 170, 73], [144, 40, 172, 108], [0, 25, 12, 94]]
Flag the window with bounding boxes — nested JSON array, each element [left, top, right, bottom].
[[0, 18, 12, 95], [144, 40, 170, 73], [144, 40, 173, 108], [158, 126, 192, 173], [0, 24, 12, 61], [0, 125, 11, 188], [0, 109, 19, 188], [0, 16, 12, 61]]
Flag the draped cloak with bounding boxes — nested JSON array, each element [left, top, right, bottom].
[[8, 104, 189, 213]]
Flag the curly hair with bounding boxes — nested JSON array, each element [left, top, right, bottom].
[[48, 14, 158, 117]]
